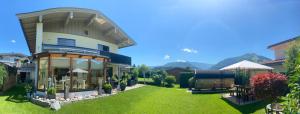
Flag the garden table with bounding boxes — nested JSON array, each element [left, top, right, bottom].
[[266, 104, 284, 114]]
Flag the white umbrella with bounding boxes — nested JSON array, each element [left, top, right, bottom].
[[220, 60, 273, 70], [72, 68, 88, 73]]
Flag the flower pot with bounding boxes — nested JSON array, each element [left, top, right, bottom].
[[120, 85, 126, 91], [104, 89, 112, 94]]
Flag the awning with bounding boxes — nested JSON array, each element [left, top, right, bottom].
[[220, 60, 274, 70]]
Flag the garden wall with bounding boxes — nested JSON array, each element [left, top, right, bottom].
[[195, 78, 234, 90], [1, 75, 17, 91]]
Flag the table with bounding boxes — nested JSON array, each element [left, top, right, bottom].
[[266, 103, 284, 114]]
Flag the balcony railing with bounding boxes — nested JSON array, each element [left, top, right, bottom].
[[42, 44, 131, 65]]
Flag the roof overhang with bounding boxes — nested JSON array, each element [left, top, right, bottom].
[[17, 7, 136, 54], [267, 36, 300, 49]]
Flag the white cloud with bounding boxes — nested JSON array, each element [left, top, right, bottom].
[[164, 54, 171, 60], [11, 40, 16, 43], [176, 59, 186, 62], [182, 48, 198, 53]]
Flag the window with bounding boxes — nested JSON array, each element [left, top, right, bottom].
[[57, 38, 75, 47], [98, 44, 109, 52]]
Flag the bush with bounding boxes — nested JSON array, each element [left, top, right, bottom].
[[24, 83, 32, 93], [152, 75, 162, 86], [179, 72, 194, 88], [165, 76, 176, 87], [188, 77, 196, 89], [47, 87, 56, 95], [250, 72, 288, 100], [103, 83, 112, 94]]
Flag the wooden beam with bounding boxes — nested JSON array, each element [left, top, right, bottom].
[[88, 59, 91, 85], [81, 56, 93, 59], [70, 57, 73, 92], [64, 12, 73, 27], [86, 14, 97, 27]]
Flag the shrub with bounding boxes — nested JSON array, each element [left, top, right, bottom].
[[0, 64, 8, 87], [179, 72, 194, 88], [103, 83, 112, 94], [24, 83, 32, 93], [250, 72, 288, 100], [165, 76, 176, 87], [188, 77, 196, 88], [47, 87, 56, 95], [152, 75, 162, 86]]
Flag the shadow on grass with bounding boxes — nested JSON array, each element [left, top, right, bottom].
[[1, 85, 29, 103], [221, 97, 285, 113]]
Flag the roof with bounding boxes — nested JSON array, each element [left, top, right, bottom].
[[220, 60, 274, 70], [267, 36, 300, 49], [0, 53, 27, 58], [194, 70, 234, 79], [16, 7, 136, 53], [262, 59, 285, 65]]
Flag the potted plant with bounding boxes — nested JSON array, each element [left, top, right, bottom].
[[120, 81, 127, 91], [47, 87, 56, 99], [103, 83, 112, 94], [24, 83, 32, 98]]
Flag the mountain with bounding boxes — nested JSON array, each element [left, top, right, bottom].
[[155, 61, 213, 70], [210, 53, 272, 70]]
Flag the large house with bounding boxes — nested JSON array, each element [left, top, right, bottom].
[[263, 36, 300, 73], [17, 7, 136, 94]]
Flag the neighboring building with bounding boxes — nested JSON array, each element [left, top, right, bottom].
[[0, 53, 27, 67], [263, 36, 300, 73], [17, 7, 136, 94]]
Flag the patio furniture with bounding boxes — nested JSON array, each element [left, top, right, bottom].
[[265, 103, 284, 114]]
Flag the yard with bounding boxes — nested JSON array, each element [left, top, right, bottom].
[[0, 85, 268, 114]]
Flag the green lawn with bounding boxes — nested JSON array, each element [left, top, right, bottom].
[[0, 85, 269, 114]]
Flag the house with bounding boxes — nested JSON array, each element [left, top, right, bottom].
[[0, 53, 27, 67], [263, 36, 300, 73], [17, 7, 136, 95]]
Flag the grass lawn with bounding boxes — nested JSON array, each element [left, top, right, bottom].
[[0, 85, 269, 114]]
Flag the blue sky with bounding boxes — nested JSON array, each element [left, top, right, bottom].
[[0, 0, 300, 66]]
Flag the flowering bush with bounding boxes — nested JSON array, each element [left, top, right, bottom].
[[250, 72, 288, 100]]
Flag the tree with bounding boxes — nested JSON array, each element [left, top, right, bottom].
[[132, 68, 139, 81], [0, 64, 8, 87], [138, 64, 149, 84], [165, 76, 176, 87], [284, 39, 300, 83], [250, 72, 288, 101]]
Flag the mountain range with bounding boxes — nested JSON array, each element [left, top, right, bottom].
[[155, 53, 272, 70]]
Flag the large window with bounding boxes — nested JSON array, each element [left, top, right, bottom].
[[51, 57, 70, 92], [90, 59, 103, 89], [72, 58, 89, 91], [38, 57, 48, 90], [51, 57, 71, 91], [98, 44, 109, 52], [57, 38, 75, 47]]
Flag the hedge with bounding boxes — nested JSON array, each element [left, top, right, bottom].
[[179, 72, 194, 88]]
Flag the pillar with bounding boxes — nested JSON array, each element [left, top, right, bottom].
[[35, 22, 43, 53]]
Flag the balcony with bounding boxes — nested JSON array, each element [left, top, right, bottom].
[[42, 44, 131, 65]]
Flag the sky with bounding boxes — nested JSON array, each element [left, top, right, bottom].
[[0, 0, 300, 66]]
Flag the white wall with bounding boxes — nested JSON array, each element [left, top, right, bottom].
[[42, 32, 119, 53]]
